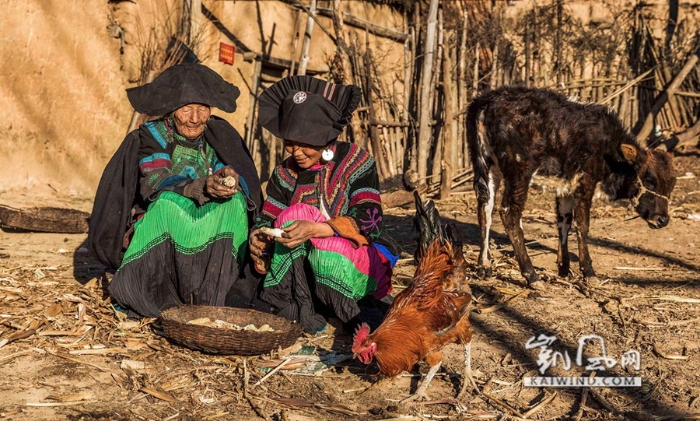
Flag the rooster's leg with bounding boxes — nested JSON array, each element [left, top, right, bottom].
[[400, 362, 441, 404], [458, 342, 479, 398]]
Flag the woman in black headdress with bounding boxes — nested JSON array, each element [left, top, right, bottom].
[[89, 63, 263, 318], [249, 76, 399, 334]]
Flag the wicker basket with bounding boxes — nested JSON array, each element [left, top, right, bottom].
[[160, 305, 302, 355]]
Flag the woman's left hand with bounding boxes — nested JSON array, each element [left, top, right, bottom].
[[205, 166, 239, 199], [276, 221, 334, 248]]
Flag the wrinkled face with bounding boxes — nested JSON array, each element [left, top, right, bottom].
[[284, 140, 324, 169], [172, 103, 211, 139], [631, 149, 676, 229]]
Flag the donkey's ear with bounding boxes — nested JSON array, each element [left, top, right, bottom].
[[620, 144, 638, 164]]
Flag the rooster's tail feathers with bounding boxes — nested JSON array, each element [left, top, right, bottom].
[[413, 190, 444, 256]]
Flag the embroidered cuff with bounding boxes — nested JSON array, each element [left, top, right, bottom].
[[326, 216, 369, 248], [183, 178, 209, 206]]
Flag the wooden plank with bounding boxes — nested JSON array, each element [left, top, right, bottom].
[[283, 1, 408, 42], [0, 205, 89, 234]]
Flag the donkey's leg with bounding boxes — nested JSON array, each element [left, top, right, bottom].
[[573, 186, 598, 281], [555, 195, 575, 277], [499, 179, 539, 287], [475, 170, 499, 278]]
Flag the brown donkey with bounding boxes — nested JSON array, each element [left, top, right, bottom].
[[466, 86, 676, 288]]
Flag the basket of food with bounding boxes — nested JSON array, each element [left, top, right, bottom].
[[159, 305, 302, 355]]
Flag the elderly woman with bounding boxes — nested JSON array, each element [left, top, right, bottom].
[[249, 76, 399, 334], [89, 63, 263, 318]]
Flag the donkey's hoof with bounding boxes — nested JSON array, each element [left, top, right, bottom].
[[476, 266, 493, 280], [584, 276, 603, 288], [528, 280, 546, 291]]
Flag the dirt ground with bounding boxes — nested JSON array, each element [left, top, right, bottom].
[[0, 154, 699, 421]]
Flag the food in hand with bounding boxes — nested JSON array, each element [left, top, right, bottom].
[[221, 175, 237, 188], [259, 227, 284, 238]]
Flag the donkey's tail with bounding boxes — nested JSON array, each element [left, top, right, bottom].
[[466, 96, 493, 204]]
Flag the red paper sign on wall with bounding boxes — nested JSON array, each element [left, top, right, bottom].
[[219, 42, 235, 65]]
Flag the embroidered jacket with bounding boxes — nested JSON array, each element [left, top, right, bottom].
[[254, 142, 398, 254]]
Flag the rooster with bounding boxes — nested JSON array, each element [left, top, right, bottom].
[[352, 191, 476, 403]]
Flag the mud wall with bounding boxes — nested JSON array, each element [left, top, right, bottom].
[[0, 0, 406, 199], [0, 1, 131, 197]]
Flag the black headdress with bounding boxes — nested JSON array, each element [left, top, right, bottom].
[[126, 63, 241, 115], [258, 76, 362, 146]]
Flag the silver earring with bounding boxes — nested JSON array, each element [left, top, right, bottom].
[[322, 148, 334, 161]]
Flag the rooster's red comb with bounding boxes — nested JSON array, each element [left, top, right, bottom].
[[351, 323, 371, 351]]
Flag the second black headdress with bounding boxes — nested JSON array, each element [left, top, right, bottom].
[[258, 76, 362, 146]]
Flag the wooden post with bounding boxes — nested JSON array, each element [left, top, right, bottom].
[[406, 26, 416, 172], [439, 30, 454, 200], [290, 9, 302, 75], [431, 9, 444, 180], [297, 0, 317, 76], [457, 8, 467, 167], [365, 44, 389, 180], [489, 42, 499, 90], [524, 17, 531, 87], [450, 44, 458, 168], [190, 0, 201, 43], [246, 58, 263, 164], [331, 0, 351, 84], [416, 0, 439, 181], [473, 43, 479, 95], [379, 103, 396, 177], [182, 0, 201, 44], [555, 0, 563, 86], [331, 0, 365, 148]]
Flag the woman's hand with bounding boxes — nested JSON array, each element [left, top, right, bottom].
[[205, 166, 239, 199], [249, 229, 273, 258], [276, 221, 334, 248], [249, 228, 273, 273]]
